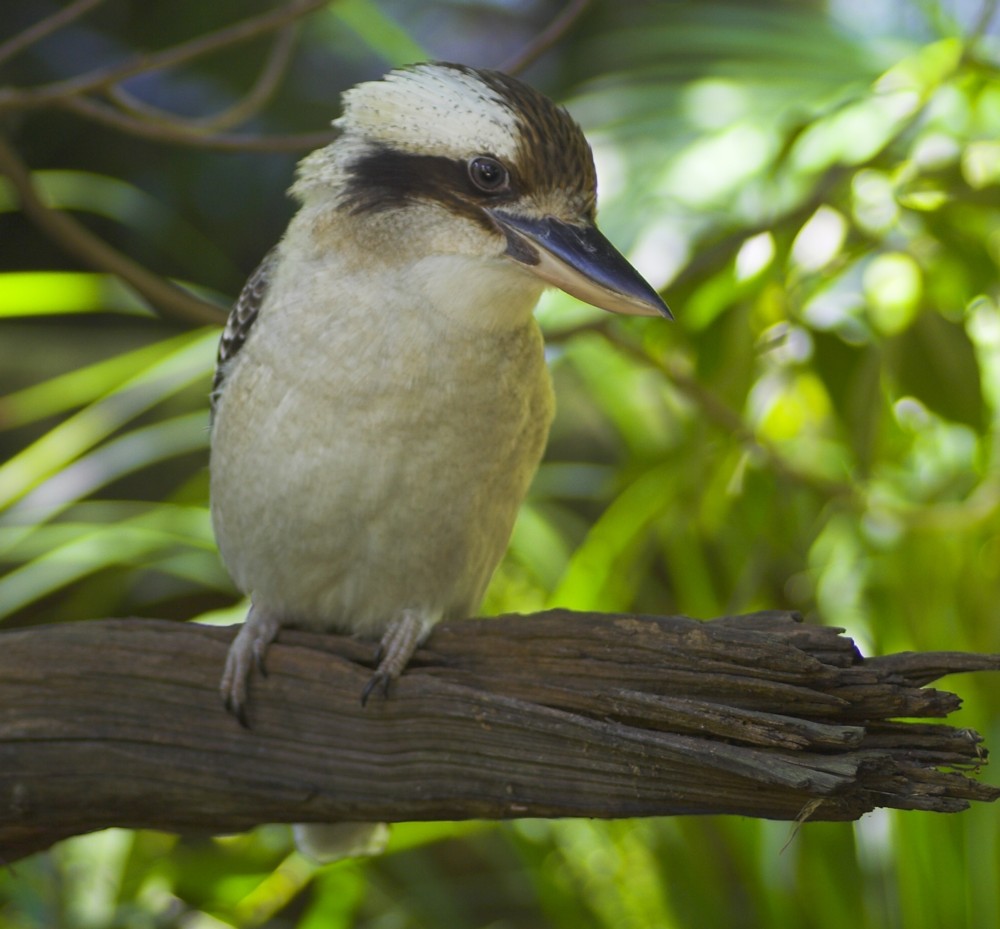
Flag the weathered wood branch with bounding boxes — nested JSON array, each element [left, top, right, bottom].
[[2, 611, 997, 862]]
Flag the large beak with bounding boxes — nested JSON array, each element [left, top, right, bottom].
[[491, 210, 672, 319]]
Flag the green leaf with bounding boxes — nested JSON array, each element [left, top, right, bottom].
[[0, 272, 151, 318], [0, 524, 186, 620], [811, 332, 882, 471], [0, 339, 194, 429], [550, 462, 674, 610], [0, 330, 215, 510], [891, 312, 984, 429]]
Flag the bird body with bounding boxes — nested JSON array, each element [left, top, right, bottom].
[[209, 62, 669, 857], [211, 222, 553, 639]]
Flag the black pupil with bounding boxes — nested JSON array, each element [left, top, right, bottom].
[[472, 158, 504, 189]]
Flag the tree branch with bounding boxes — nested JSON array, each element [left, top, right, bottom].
[[53, 96, 338, 151], [106, 22, 300, 132], [2, 610, 996, 862], [500, 0, 592, 74], [0, 0, 330, 112], [0, 0, 108, 68], [0, 136, 227, 326]]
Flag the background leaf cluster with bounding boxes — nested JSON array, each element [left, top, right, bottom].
[[1, 0, 999, 927]]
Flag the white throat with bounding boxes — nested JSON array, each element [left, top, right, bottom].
[[410, 254, 545, 333]]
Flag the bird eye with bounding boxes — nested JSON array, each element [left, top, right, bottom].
[[468, 156, 509, 193]]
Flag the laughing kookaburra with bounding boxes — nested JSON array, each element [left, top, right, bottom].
[[210, 62, 670, 858]]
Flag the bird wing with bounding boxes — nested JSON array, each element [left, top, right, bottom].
[[211, 248, 277, 414]]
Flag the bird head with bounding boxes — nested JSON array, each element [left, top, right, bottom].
[[293, 62, 670, 320]]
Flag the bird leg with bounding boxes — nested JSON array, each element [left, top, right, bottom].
[[361, 610, 426, 706], [220, 603, 280, 727]]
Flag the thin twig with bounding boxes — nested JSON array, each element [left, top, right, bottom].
[[107, 23, 300, 132], [56, 95, 337, 151], [964, 0, 999, 57], [0, 0, 108, 68], [0, 135, 227, 327], [500, 0, 591, 74], [0, 0, 329, 112]]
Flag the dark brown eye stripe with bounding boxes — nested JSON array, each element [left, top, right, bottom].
[[341, 146, 517, 225]]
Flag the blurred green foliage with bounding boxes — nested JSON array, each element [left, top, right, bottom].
[[1, 0, 999, 926]]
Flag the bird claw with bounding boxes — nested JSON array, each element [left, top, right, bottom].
[[359, 610, 427, 707], [220, 605, 280, 727], [224, 691, 250, 730], [360, 670, 390, 707]]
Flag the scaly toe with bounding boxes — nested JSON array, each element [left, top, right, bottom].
[[358, 610, 429, 706], [219, 604, 280, 727]]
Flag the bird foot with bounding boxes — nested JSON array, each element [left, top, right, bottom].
[[361, 610, 426, 706], [220, 604, 280, 727]]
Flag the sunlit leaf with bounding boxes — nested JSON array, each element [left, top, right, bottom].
[[863, 252, 922, 335], [0, 330, 215, 510], [962, 139, 1000, 188], [0, 272, 150, 318], [2, 412, 210, 551], [0, 339, 192, 429], [550, 463, 674, 610], [0, 523, 200, 620]]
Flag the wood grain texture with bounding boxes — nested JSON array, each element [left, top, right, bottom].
[[2, 610, 997, 862]]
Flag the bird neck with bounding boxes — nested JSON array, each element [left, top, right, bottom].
[[409, 254, 545, 333], [284, 202, 546, 335]]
